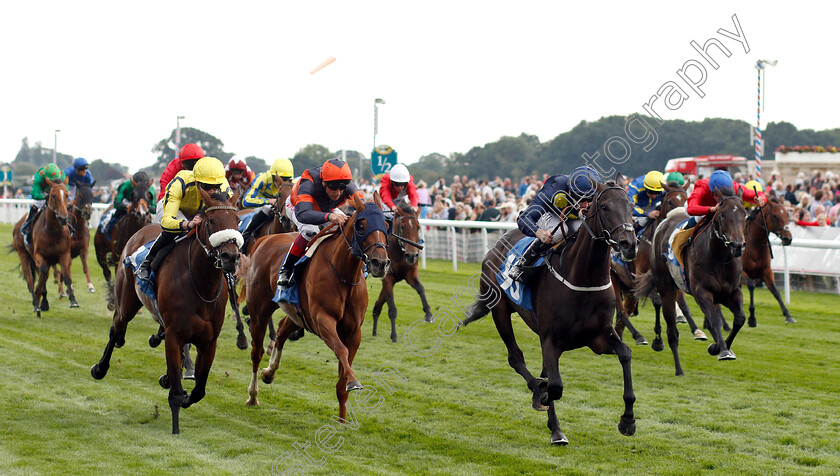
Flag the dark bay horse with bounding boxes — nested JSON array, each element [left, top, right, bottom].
[[742, 198, 794, 326], [613, 182, 708, 347], [241, 193, 389, 424], [238, 182, 295, 255], [56, 184, 96, 295], [90, 188, 242, 434], [94, 181, 153, 310], [461, 179, 637, 445], [12, 178, 78, 315], [636, 187, 748, 376], [372, 201, 433, 342]]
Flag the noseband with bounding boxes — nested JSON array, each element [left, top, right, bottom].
[[711, 195, 743, 248], [580, 185, 634, 250], [195, 205, 243, 269], [391, 214, 424, 255]]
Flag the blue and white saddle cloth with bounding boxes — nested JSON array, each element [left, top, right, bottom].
[[664, 218, 691, 295], [238, 211, 256, 235], [123, 239, 158, 300], [272, 255, 311, 306], [496, 237, 546, 312], [99, 209, 116, 235]]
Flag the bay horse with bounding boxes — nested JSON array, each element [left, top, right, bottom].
[[635, 187, 748, 376], [460, 179, 637, 445], [613, 181, 708, 347], [372, 200, 433, 342], [91, 187, 242, 434], [94, 180, 153, 310], [56, 184, 97, 295], [742, 197, 794, 326], [241, 193, 389, 424], [12, 178, 78, 315]]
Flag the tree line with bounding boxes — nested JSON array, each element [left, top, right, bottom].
[[11, 117, 840, 189]]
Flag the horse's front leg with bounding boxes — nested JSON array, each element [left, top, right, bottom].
[[371, 278, 392, 337], [745, 276, 758, 327], [763, 269, 795, 323], [589, 327, 637, 437], [695, 290, 734, 360], [81, 248, 95, 293], [34, 257, 50, 314], [406, 271, 434, 323], [722, 288, 747, 354], [316, 313, 361, 393], [60, 252, 79, 308], [538, 335, 566, 444], [183, 339, 217, 409], [659, 290, 683, 376]]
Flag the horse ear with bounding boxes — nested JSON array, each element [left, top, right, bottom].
[[414, 205, 421, 217], [614, 172, 625, 188], [373, 190, 383, 210], [737, 186, 744, 199], [230, 188, 242, 206], [63, 176, 69, 185], [683, 178, 691, 191], [353, 192, 364, 212], [197, 185, 212, 206]]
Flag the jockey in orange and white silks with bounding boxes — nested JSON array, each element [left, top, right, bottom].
[[276, 158, 365, 287]]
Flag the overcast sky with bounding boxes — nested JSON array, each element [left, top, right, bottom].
[[2, 1, 837, 173]]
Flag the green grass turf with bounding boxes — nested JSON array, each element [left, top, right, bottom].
[[0, 223, 839, 475]]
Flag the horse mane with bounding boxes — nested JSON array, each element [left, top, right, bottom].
[[717, 186, 735, 197], [209, 190, 229, 202], [395, 200, 414, 214]]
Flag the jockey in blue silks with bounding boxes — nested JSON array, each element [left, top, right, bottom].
[[627, 170, 666, 234], [507, 165, 601, 283]]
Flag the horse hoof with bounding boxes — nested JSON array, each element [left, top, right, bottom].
[[69, 300, 80, 308], [59, 292, 68, 299], [651, 337, 664, 352], [785, 316, 797, 324], [242, 306, 249, 317], [748, 317, 757, 328], [707, 343, 720, 355], [550, 431, 569, 445], [634, 336, 649, 346], [693, 329, 708, 341], [346, 380, 363, 392], [532, 398, 548, 411], [618, 418, 636, 436], [88, 283, 96, 293], [91, 364, 107, 380], [183, 369, 195, 380], [424, 314, 435, 323], [236, 333, 249, 350], [289, 328, 305, 341], [149, 334, 162, 348], [675, 315, 687, 324], [106, 302, 115, 312], [40, 301, 49, 312], [159, 375, 170, 389], [390, 336, 398, 343], [718, 350, 736, 361], [245, 397, 259, 407], [372, 329, 377, 337], [260, 369, 274, 385]]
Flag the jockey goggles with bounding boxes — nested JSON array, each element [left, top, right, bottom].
[[325, 180, 350, 191]]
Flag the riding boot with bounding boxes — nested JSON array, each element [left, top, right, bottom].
[[20, 205, 38, 241], [276, 249, 301, 288], [508, 238, 551, 283], [136, 232, 176, 283], [240, 209, 271, 254]]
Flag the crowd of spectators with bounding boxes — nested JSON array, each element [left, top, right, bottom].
[[753, 170, 840, 227]]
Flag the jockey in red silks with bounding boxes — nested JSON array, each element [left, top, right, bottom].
[[225, 155, 256, 192], [379, 163, 418, 210], [154, 143, 205, 223], [685, 170, 766, 229]]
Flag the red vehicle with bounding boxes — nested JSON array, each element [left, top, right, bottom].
[[664, 155, 751, 179]]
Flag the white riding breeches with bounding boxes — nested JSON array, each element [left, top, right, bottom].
[[535, 214, 582, 244]]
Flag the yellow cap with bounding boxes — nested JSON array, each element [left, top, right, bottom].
[[193, 157, 226, 185], [643, 171, 665, 192], [270, 158, 294, 178]]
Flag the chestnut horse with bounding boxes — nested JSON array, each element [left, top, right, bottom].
[[94, 181, 153, 310], [742, 197, 794, 326], [55, 184, 97, 296], [242, 193, 389, 424], [90, 188, 242, 434], [636, 187, 748, 376], [372, 200, 433, 342], [460, 179, 637, 445], [12, 178, 78, 315]]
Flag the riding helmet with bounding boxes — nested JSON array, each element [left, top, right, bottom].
[[178, 143, 205, 162], [643, 171, 665, 192], [569, 165, 600, 198], [320, 159, 352, 182], [193, 157, 227, 185], [708, 170, 734, 192], [227, 155, 248, 171], [73, 157, 89, 169], [270, 158, 294, 179], [665, 171, 685, 186], [390, 163, 410, 184]]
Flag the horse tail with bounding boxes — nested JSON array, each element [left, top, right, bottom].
[[460, 299, 490, 328], [632, 270, 656, 305], [235, 254, 251, 305]]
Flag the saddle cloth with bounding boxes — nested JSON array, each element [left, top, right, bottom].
[[123, 239, 158, 300], [99, 209, 116, 235], [496, 237, 546, 312], [665, 219, 692, 295], [238, 211, 256, 235]]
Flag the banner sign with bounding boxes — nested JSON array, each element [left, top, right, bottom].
[[371, 145, 397, 181]]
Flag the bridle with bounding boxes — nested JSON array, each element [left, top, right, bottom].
[[747, 200, 790, 239], [188, 204, 242, 303], [47, 184, 70, 225], [579, 184, 634, 251], [327, 208, 389, 286], [711, 195, 744, 249], [659, 188, 687, 216], [391, 212, 424, 255]]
